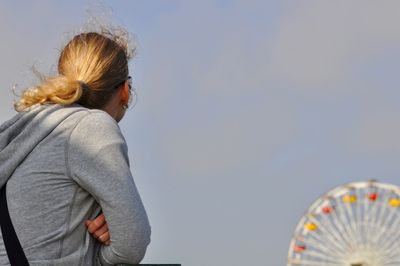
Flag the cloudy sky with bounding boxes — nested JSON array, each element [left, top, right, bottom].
[[2, 1, 400, 265]]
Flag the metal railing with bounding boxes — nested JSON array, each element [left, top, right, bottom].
[[118, 264, 181, 266]]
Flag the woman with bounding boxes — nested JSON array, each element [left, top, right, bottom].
[[0, 29, 151, 265]]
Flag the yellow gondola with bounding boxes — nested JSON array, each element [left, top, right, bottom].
[[304, 222, 318, 231], [342, 194, 357, 203], [388, 198, 400, 207]]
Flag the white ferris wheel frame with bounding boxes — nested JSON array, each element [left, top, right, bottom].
[[287, 180, 400, 266]]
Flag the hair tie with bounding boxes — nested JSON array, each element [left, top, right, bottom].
[[77, 80, 89, 91]]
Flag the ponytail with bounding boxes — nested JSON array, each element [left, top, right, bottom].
[[15, 76, 83, 111]]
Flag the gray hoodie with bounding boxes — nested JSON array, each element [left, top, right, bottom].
[[0, 103, 151, 266]]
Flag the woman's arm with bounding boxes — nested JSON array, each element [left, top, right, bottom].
[[66, 110, 151, 265], [86, 213, 111, 245]]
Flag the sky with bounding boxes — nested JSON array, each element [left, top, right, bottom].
[[2, 1, 400, 265]]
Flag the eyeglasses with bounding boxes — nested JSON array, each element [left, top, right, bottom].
[[124, 76, 137, 109], [115, 76, 132, 89], [127, 76, 132, 91]]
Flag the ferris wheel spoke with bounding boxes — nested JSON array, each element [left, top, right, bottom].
[[382, 252, 400, 264], [364, 187, 384, 249], [374, 235, 397, 260], [370, 199, 400, 252], [323, 203, 355, 251], [304, 241, 341, 259], [373, 208, 395, 246], [288, 257, 343, 266], [370, 196, 393, 246], [301, 231, 346, 258], [330, 203, 355, 247], [382, 247, 400, 264], [363, 190, 376, 250], [370, 201, 399, 250], [354, 187, 366, 250], [317, 211, 352, 253], [306, 215, 348, 254], [332, 196, 359, 249], [383, 256, 400, 265], [342, 192, 363, 248], [377, 229, 400, 259], [379, 232, 400, 256], [299, 248, 344, 262]]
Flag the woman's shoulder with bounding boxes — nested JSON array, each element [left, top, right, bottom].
[[67, 107, 125, 148], [73, 108, 120, 133], [66, 107, 129, 172]]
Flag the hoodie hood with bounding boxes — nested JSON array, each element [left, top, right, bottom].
[[0, 103, 86, 188]]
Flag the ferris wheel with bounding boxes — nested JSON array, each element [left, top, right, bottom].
[[287, 180, 400, 266]]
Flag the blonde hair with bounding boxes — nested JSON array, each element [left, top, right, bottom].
[[15, 29, 134, 112]]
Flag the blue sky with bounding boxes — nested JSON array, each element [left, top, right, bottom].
[[2, 1, 400, 265]]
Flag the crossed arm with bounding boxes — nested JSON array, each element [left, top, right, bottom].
[[86, 213, 111, 246], [68, 111, 150, 264]]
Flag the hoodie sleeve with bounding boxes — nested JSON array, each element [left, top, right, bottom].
[[66, 110, 151, 266]]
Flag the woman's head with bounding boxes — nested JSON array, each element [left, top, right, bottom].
[[15, 29, 134, 120]]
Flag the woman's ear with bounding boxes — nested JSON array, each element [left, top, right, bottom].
[[119, 81, 130, 105]]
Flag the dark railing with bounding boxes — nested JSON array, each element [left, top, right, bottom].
[[118, 264, 181, 266]]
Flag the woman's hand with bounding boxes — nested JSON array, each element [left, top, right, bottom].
[[86, 213, 111, 245]]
